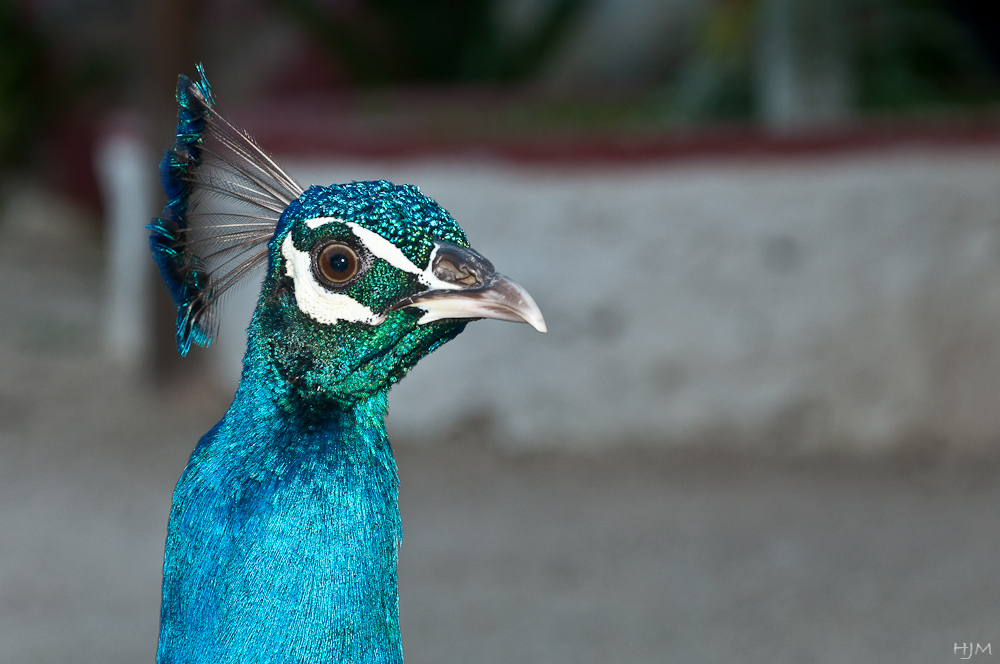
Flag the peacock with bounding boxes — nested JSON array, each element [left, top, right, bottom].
[[148, 66, 545, 663]]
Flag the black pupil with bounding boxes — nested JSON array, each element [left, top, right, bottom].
[[329, 253, 350, 273]]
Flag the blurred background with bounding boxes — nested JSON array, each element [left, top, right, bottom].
[[3, 0, 1000, 662]]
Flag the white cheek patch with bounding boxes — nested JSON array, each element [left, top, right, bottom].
[[281, 233, 383, 326]]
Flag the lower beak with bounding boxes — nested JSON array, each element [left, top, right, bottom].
[[393, 274, 547, 333]]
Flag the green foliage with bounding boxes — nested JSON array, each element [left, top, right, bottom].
[[665, 0, 757, 120], [270, 0, 589, 85], [0, 4, 47, 169], [855, 0, 1000, 109], [662, 0, 1000, 122]]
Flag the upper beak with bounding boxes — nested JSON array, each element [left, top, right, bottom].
[[390, 242, 547, 333]]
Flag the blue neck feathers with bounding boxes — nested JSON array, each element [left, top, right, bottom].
[[157, 352, 403, 663], [150, 70, 542, 662]]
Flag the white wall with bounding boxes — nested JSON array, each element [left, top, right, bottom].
[[210, 147, 1000, 454]]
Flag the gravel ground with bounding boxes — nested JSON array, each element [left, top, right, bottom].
[[1, 192, 998, 663]]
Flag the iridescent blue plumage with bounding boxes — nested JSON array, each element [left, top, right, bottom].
[[148, 66, 215, 353], [151, 68, 545, 664], [159, 389, 406, 663]]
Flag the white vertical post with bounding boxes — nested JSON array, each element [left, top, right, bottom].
[[756, 0, 852, 132], [95, 116, 155, 371]]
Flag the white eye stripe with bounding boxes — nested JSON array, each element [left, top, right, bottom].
[[345, 222, 462, 292], [345, 223, 423, 276], [304, 216, 460, 292], [304, 216, 344, 230]]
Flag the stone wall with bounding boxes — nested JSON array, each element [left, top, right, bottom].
[[209, 147, 1000, 454]]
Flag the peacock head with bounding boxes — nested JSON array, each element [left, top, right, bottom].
[[253, 180, 545, 405], [150, 66, 544, 410]]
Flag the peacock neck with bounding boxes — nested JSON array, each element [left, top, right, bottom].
[[158, 363, 404, 664]]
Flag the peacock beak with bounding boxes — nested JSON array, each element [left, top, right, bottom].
[[403, 272, 547, 332], [390, 242, 547, 333]]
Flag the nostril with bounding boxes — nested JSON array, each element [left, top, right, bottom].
[[431, 242, 496, 288], [435, 258, 480, 286], [436, 258, 460, 277]]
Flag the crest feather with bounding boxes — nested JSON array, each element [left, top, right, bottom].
[[148, 64, 304, 355]]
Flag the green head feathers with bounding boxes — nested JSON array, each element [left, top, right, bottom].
[[150, 68, 545, 413], [251, 181, 475, 410]]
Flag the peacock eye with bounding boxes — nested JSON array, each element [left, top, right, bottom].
[[314, 241, 361, 287]]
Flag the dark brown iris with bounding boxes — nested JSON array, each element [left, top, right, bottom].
[[318, 243, 359, 283]]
